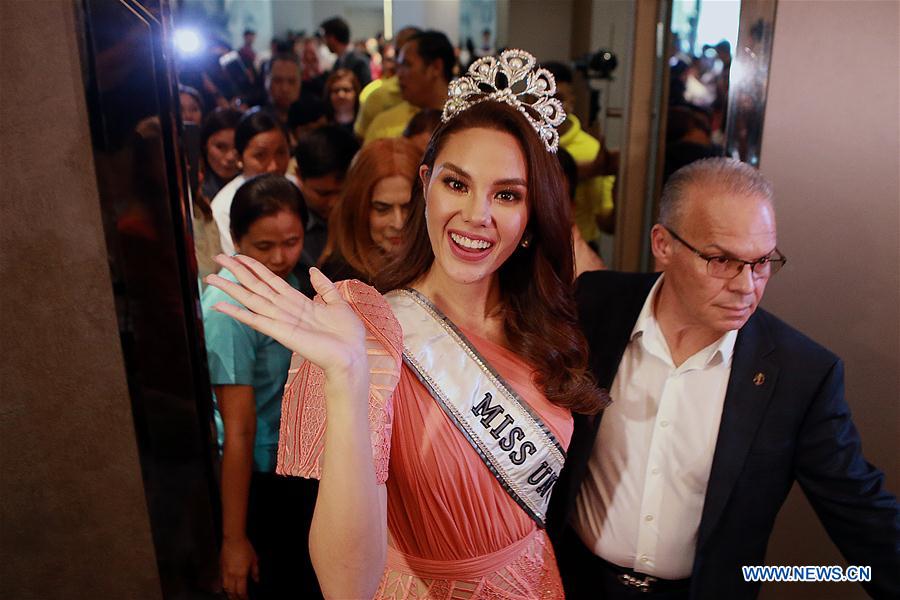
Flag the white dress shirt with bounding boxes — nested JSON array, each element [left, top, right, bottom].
[[210, 174, 245, 256], [210, 174, 300, 258], [574, 276, 737, 579]]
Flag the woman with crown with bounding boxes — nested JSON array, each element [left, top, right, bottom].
[[206, 50, 606, 599]]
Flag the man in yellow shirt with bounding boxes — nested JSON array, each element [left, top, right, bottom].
[[560, 113, 616, 242], [544, 62, 616, 243], [364, 30, 454, 144], [355, 27, 421, 139], [358, 77, 382, 106]]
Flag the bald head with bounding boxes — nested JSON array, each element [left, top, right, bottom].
[[650, 157, 779, 341], [659, 157, 773, 230]]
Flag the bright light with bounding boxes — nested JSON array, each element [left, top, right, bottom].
[[695, 1, 741, 50], [384, 0, 393, 41], [174, 28, 204, 56]]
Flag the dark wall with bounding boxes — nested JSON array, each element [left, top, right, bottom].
[[0, 1, 162, 598]]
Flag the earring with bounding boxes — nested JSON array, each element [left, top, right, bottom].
[[520, 233, 531, 249]]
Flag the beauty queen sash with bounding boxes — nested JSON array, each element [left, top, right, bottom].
[[385, 288, 565, 528]]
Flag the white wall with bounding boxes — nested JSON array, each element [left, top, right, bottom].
[[757, 2, 899, 598], [211, 0, 467, 50], [270, 0, 315, 38], [313, 0, 384, 39], [425, 0, 461, 47], [264, 0, 462, 45], [225, 0, 273, 49], [392, 0, 427, 35], [392, 0, 461, 43]]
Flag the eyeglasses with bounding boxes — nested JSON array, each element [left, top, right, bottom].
[[664, 227, 786, 279]]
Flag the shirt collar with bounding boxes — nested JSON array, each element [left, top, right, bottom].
[[631, 275, 738, 369]]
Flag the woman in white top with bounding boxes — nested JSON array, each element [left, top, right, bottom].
[[211, 107, 291, 255]]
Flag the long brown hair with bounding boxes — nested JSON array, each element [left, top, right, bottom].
[[321, 138, 421, 279], [377, 101, 603, 414]]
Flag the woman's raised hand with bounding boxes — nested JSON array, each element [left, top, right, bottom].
[[206, 254, 367, 377]]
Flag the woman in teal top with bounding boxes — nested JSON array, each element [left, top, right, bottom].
[[204, 268, 298, 472], [202, 173, 321, 599]]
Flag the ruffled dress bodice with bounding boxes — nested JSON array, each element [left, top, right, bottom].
[[276, 281, 572, 598]]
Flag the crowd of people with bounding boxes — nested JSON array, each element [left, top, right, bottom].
[[664, 37, 732, 182], [180, 18, 612, 291], [179, 15, 899, 600]]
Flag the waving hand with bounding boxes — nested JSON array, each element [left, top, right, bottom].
[[206, 254, 367, 377]]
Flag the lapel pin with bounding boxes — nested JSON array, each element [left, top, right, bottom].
[[753, 372, 766, 386]]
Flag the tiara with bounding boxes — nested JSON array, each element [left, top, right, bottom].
[[442, 49, 566, 153]]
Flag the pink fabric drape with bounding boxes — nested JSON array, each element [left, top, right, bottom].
[[277, 281, 572, 598]]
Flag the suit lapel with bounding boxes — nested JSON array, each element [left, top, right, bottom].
[[696, 311, 778, 551]]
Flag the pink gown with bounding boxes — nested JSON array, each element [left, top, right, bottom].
[[277, 281, 572, 599]]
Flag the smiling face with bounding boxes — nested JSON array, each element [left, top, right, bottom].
[[369, 175, 413, 255], [233, 209, 304, 278], [652, 183, 777, 337], [421, 127, 529, 287]]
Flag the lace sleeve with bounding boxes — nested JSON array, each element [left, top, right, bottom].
[[276, 280, 403, 484]]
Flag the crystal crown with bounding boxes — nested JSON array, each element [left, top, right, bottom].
[[442, 49, 566, 153]]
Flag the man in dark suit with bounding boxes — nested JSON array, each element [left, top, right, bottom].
[[548, 158, 899, 599], [319, 16, 371, 88]]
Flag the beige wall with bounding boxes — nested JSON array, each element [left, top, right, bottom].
[[758, 2, 899, 598], [588, 0, 635, 149], [501, 0, 574, 63], [0, 2, 161, 598]]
